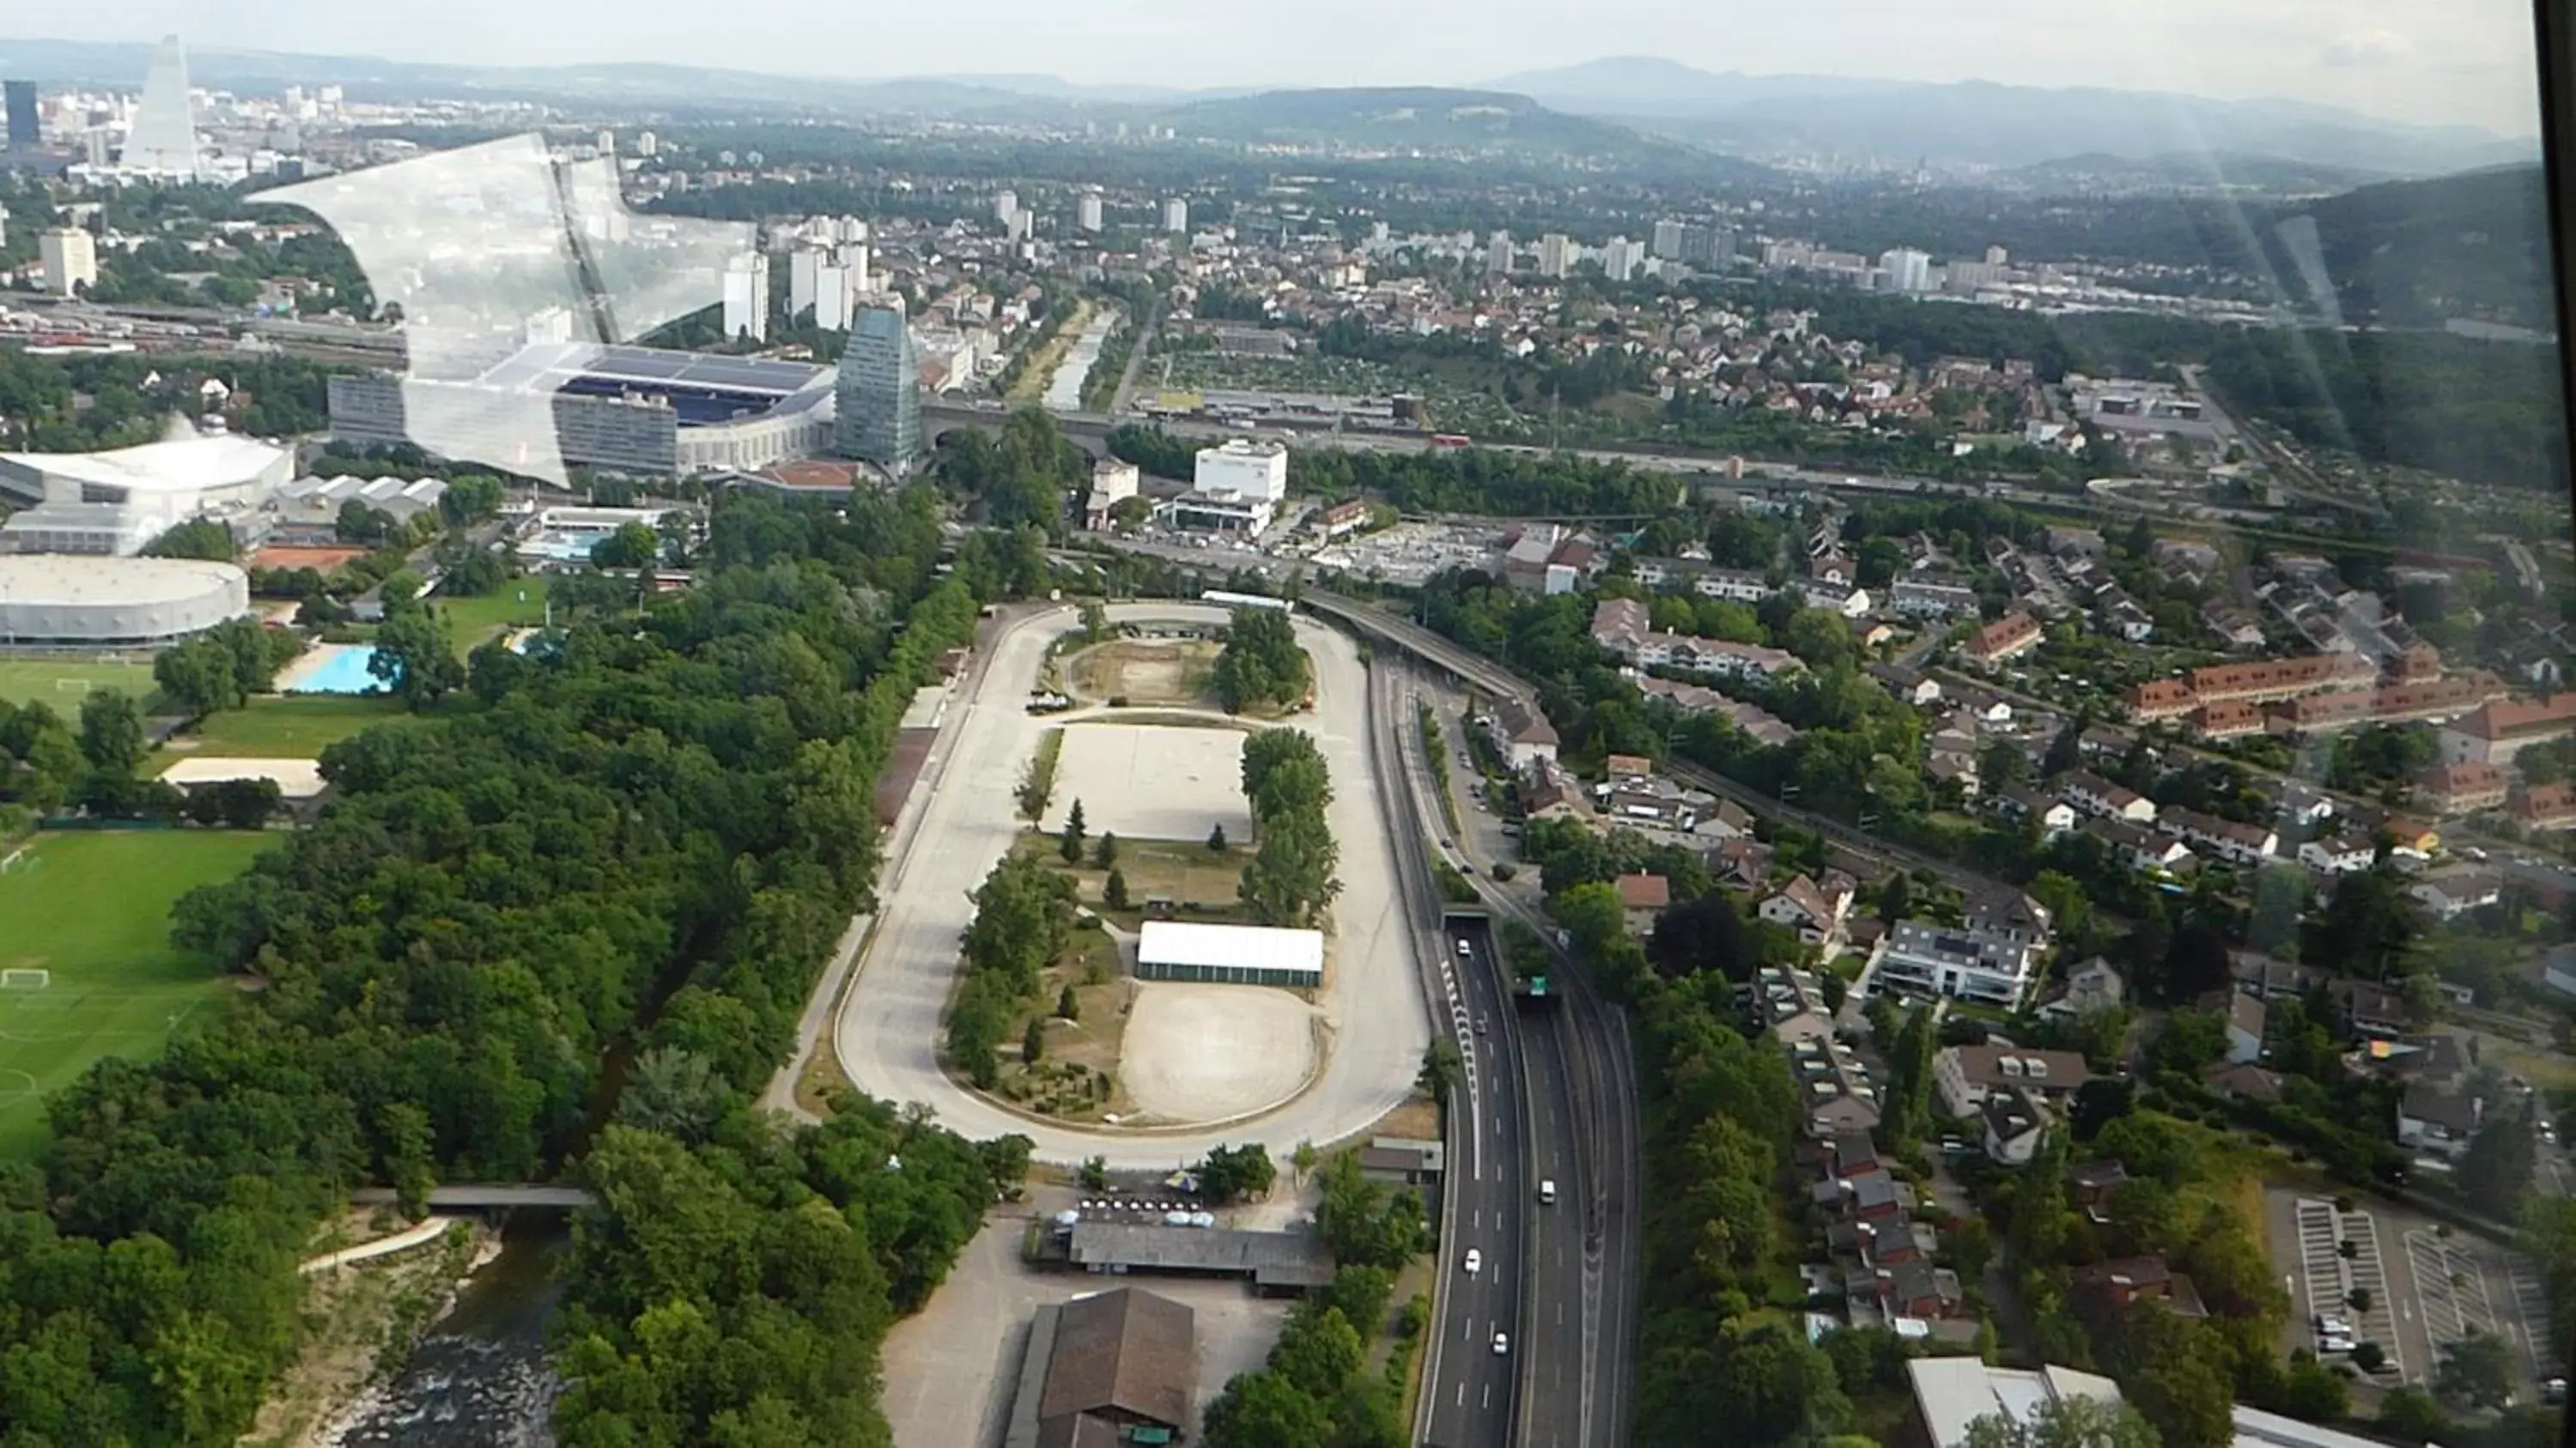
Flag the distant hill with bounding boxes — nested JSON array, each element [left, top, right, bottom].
[[2005, 150, 2398, 196], [1155, 86, 1665, 159], [2261, 163, 2555, 330], [1486, 57, 2535, 177]]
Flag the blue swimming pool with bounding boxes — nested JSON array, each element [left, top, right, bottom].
[[289, 644, 395, 695]]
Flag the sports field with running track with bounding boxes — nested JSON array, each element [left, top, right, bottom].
[[0, 830, 276, 1159]]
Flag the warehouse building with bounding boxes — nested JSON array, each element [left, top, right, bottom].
[[1004, 1288, 1195, 1448], [0, 556, 252, 644], [1133, 921, 1323, 989]]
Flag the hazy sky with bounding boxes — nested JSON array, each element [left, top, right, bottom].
[[17, 0, 2547, 135]]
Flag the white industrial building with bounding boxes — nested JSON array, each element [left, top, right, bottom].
[[270, 473, 451, 529], [1166, 438, 1288, 533], [1134, 921, 1324, 989], [39, 228, 95, 295], [0, 556, 252, 644], [1909, 1357, 2397, 1448], [0, 435, 295, 556]]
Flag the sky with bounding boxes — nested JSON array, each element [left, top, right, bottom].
[[15, 0, 2548, 136]]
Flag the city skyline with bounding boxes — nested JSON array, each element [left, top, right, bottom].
[[3, 0, 2545, 137]]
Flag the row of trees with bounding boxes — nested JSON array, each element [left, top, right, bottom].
[[1237, 728, 1340, 928], [945, 852, 1080, 1089], [1200, 1262, 1408, 1448], [153, 618, 307, 719], [0, 489, 999, 1443]]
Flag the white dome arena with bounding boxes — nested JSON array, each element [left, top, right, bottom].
[[0, 556, 252, 646]]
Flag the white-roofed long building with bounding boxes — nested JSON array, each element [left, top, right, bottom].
[[0, 556, 251, 644], [1135, 921, 1324, 989], [0, 435, 294, 557]]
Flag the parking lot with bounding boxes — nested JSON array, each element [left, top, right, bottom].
[[1045, 722, 1257, 844], [2270, 1188, 2557, 1390], [1310, 520, 1504, 586]]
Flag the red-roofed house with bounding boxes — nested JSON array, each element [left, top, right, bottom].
[[1616, 873, 1671, 935], [1963, 612, 2043, 667]]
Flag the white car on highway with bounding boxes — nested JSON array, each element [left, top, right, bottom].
[[1463, 1249, 1482, 1275], [1492, 1331, 1510, 1355]]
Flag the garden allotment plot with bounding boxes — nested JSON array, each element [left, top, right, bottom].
[[0, 830, 275, 1159]]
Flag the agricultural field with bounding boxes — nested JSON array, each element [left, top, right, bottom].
[[0, 659, 161, 711], [0, 829, 276, 1159]]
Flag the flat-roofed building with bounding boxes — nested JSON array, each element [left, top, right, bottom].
[[1133, 921, 1322, 989]]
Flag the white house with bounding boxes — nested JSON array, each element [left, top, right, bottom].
[[2222, 993, 2266, 1065], [2161, 807, 2276, 865], [1932, 1043, 2091, 1119], [2299, 835, 2376, 876], [1486, 698, 1560, 771], [1873, 919, 2049, 1009], [1758, 873, 1856, 953], [2409, 869, 2502, 921], [2035, 958, 2125, 1021], [2061, 770, 2156, 824]]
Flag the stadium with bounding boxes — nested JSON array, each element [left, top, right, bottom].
[[0, 435, 295, 556], [0, 556, 252, 645], [327, 342, 837, 482]]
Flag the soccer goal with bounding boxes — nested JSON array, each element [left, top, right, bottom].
[[52, 678, 91, 696], [0, 847, 24, 874], [0, 970, 49, 990]]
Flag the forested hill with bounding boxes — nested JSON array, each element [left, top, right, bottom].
[[2264, 163, 2553, 331]]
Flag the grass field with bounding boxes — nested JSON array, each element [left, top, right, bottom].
[[434, 577, 551, 660], [176, 696, 415, 757], [0, 660, 161, 711], [0, 830, 277, 1159]]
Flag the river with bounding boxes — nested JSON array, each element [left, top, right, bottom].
[[324, 1221, 567, 1447], [1041, 308, 1121, 411]]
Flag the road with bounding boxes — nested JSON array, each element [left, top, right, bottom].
[[825, 601, 1431, 1168]]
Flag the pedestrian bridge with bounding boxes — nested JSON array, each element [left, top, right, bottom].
[[351, 1185, 597, 1210]]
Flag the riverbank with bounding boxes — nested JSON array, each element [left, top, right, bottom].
[[243, 1214, 494, 1448]]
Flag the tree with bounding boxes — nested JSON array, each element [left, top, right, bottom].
[[1195, 1142, 1276, 1203], [1092, 830, 1119, 869], [1292, 1140, 1320, 1185], [2347, 1287, 2372, 1314], [1079, 1155, 1109, 1190], [1647, 893, 1751, 980], [1056, 984, 1079, 1020], [2378, 1388, 2450, 1443], [1208, 822, 1228, 852], [2458, 1098, 2537, 1204], [1103, 867, 1131, 910], [1883, 1002, 1939, 1153], [1022, 1015, 1047, 1064], [1965, 1395, 2165, 1448], [590, 520, 660, 569], [1201, 1370, 1332, 1448], [611, 1046, 729, 1145], [78, 688, 146, 776], [1060, 798, 1087, 863], [372, 606, 465, 709], [1212, 606, 1309, 713], [2349, 1341, 2386, 1374], [1419, 1038, 1462, 1110], [2434, 1330, 2517, 1411]]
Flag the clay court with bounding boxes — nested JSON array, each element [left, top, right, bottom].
[[250, 545, 372, 572], [1067, 639, 1220, 708], [1043, 722, 1256, 843], [1118, 983, 1318, 1124]]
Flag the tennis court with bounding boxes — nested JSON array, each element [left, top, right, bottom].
[[0, 830, 276, 1159]]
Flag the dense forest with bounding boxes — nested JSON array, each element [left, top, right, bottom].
[[0, 486, 1029, 1445]]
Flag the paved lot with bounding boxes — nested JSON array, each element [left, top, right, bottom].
[[833, 603, 1431, 1167], [1121, 982, 1317, 1123], [2269, 1188, 2560, 1390], [1045, 721, 1256, 844], [2275, 1193, 2406, 1381], [880, 1198, 1291, 1448]]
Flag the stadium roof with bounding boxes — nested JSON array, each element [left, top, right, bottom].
[[1135, 921, 1324, 983], [0, 555, 249, 608], [0, 435, 289, 496], [477, 342, 831, 399]]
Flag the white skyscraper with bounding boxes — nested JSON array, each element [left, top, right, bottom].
[[1006, 210, 1031, 243], [595, 129, 615, 155], [39, 228, 95, 295], [790, 246, 824, 318], [1879, 246, 1932, 294], [1651, 219, 1686, 259], [123, 35, 202, 180], [1537, 233, 1574, 278], [836, 241, 871, 295], [994, 190, 1018, 228], [1163, 198, 1188, 233], [635, 130, 658, 157], [1078, 192, 1103, 232], [1602, 236, 1638, 282], [814, 264, 852, 331], [721, 252, 769, 342], [1486, 230, 1511, 275]]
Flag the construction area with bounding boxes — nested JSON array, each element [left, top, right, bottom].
[[1066, 638, 1222, 709]]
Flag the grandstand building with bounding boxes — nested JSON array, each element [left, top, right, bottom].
[[0, 556, 251, 644], [328, 343, 836, 483], [0, 435, 294, 557]]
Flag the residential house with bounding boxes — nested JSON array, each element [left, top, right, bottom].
[[2537, 943, 2576, 1000], [2069, 1160, 2129, 1223], [1873, 918, 2048, 1007], [2409, 868, 2502, 921], [1932, 1043, 2092, 1119], [2072, 1256, 2208, 1319], [2082, 817, 2194, 873], [1759, 873, 1856, 953], [2061, 770, 2156, 823], [1963, 611, 2044, 666], [1982, 1085, 2050, 1166], [2515, 782, 2576, 831], [1518, 761, 1591, 823], [1996, 787, 2079, 839], [2334, 980, 2409, 1038], [2202, 1062, 2287, 1102], [2418, 762, 2508, 816], [1872, 1260, 1965, 1321], [2297, 833, 2376, 876], [2035, 958, 2125, 1021], [2160, 806, 2276, 864], [1870, 662, 1945, 705], [1615, 873, 1670, 935], [1486, 698, 1561, 770], [2396, 1085, 2481, 1160], [1711, 837, 1776, 891], [2439, 693, 2576, 766], [2221, 992, 2266, 1065], [1892, 575, 1980, 618]]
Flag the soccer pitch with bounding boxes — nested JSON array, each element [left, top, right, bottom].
[[0, 830, 277, 1160], [0, 660, 161, 710]]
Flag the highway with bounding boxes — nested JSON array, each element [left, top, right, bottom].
[[1370, 657, 1523, 1448]]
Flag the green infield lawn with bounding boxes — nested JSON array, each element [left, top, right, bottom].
[[0, 660, 161, 711], [179, 695, 415, 757], [435, 577, 551, 659], [0, 830, 277, 1159]]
